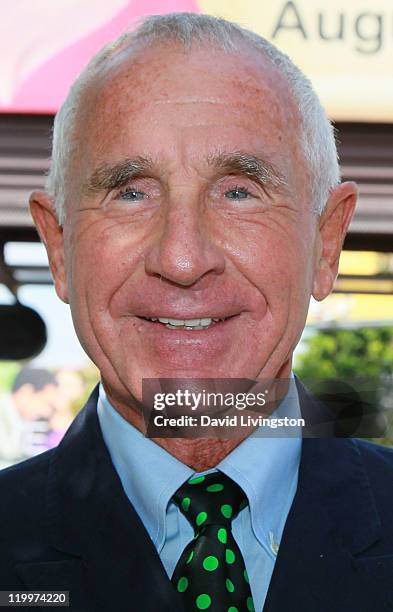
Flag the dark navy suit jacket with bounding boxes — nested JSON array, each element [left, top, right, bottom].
[[1, 382, 393, 611]]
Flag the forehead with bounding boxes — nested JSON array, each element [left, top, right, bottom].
[[77, 42, 302, 176]]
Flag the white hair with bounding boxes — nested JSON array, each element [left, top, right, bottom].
[[46, 12, 340, 224]]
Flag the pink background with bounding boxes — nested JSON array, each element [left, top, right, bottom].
[[1, 0, 199, 114]]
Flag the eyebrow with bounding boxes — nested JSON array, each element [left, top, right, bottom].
[[82, 156, 154, 194], [208, 151, 288, 192], [82, 151, 288, 195]]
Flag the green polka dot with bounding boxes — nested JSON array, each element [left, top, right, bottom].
[[226, 578, 235, 593], [203, 555, 219, 571], [247, 597, 255, 611], [186, 550, 194, 564], [196, 511, 208, 526], [221, 504, 233, 519], [244, 569, 249, 583], [177, 577, 188, 593], [189, 476, 205, 485], [206, 483, 224, 493], [225, 548, 235, 564], [181, 497, 191, 511], [196, 594, 211, 609], [217, 527, 227, 544], [228, 608, 239, 612]]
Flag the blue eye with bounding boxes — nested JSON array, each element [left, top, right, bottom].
[[119, 190, 146, 201], [225, 187, 251, 200]]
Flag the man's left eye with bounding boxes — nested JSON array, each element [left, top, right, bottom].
[[225, 188, 251, 200], [119, 190, 146, 201]]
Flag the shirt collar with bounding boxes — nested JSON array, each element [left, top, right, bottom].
[[97, 377, 301, 555], [217, 376, 302, 555], [97, 384, 193, 550]]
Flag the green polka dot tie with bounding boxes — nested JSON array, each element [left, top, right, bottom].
[[171, 472, 255, 612]]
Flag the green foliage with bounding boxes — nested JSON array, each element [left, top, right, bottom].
[[294, 326, 393, 447], [295, 327, 393, 381]]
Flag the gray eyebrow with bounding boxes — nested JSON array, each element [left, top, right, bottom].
[[82, 157, 154, 194], [208, 151, 288, 192], [82, 151, 288, 196]]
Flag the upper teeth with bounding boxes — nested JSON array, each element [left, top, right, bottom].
[[149, 317, 220, 328]]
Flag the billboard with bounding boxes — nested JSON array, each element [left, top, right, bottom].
[[1, 0, 392, 120]]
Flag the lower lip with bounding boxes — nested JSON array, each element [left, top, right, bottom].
[[130, 315, 241, 371]]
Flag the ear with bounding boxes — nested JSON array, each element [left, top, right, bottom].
[[312, 181, 358, 301], [29, 191, 69, 303]]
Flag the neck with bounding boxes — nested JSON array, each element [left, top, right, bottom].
[[102, 360, 293, 471]]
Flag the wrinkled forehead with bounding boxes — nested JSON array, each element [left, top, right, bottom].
[[72, 41, 304, 185]]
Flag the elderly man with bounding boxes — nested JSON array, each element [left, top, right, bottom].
[[1, 12, 392, 612]]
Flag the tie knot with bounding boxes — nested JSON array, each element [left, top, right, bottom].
[[173, 472, 248, 531]]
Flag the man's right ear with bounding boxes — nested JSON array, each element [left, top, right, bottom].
[[29, 191, 69, 304]]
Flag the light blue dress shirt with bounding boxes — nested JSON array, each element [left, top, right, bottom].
[[97, 380, 302, 611]]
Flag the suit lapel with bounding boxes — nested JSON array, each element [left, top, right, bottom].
[[16, 387, 184, 612], [263, 381, 393, 612]]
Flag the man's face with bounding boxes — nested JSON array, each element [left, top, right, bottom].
[[33, 43, 354, 406]]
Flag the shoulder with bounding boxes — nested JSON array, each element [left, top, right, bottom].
[[352, 439, 393, 517], [0, 450, 57, 586], [0, 450, 54, 543], [0, 447, 53, 493], [354, 437, 393, 460], [353, 438, 393, 473]]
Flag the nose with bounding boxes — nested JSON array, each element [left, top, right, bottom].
[[144, 197, 225, 287]]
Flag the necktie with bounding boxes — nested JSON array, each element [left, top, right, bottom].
[[171, 472, 255, 612]]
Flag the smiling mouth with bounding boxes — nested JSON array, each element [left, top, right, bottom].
[[140, 316, 234, 330]]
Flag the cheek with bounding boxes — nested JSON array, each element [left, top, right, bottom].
[[224, 220, 312, 303], [65, 219, 145, 312]]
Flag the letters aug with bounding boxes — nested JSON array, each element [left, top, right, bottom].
[[272, 1, 386, 54]]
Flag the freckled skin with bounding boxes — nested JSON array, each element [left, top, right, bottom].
[[30, 42, 357, 469]]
